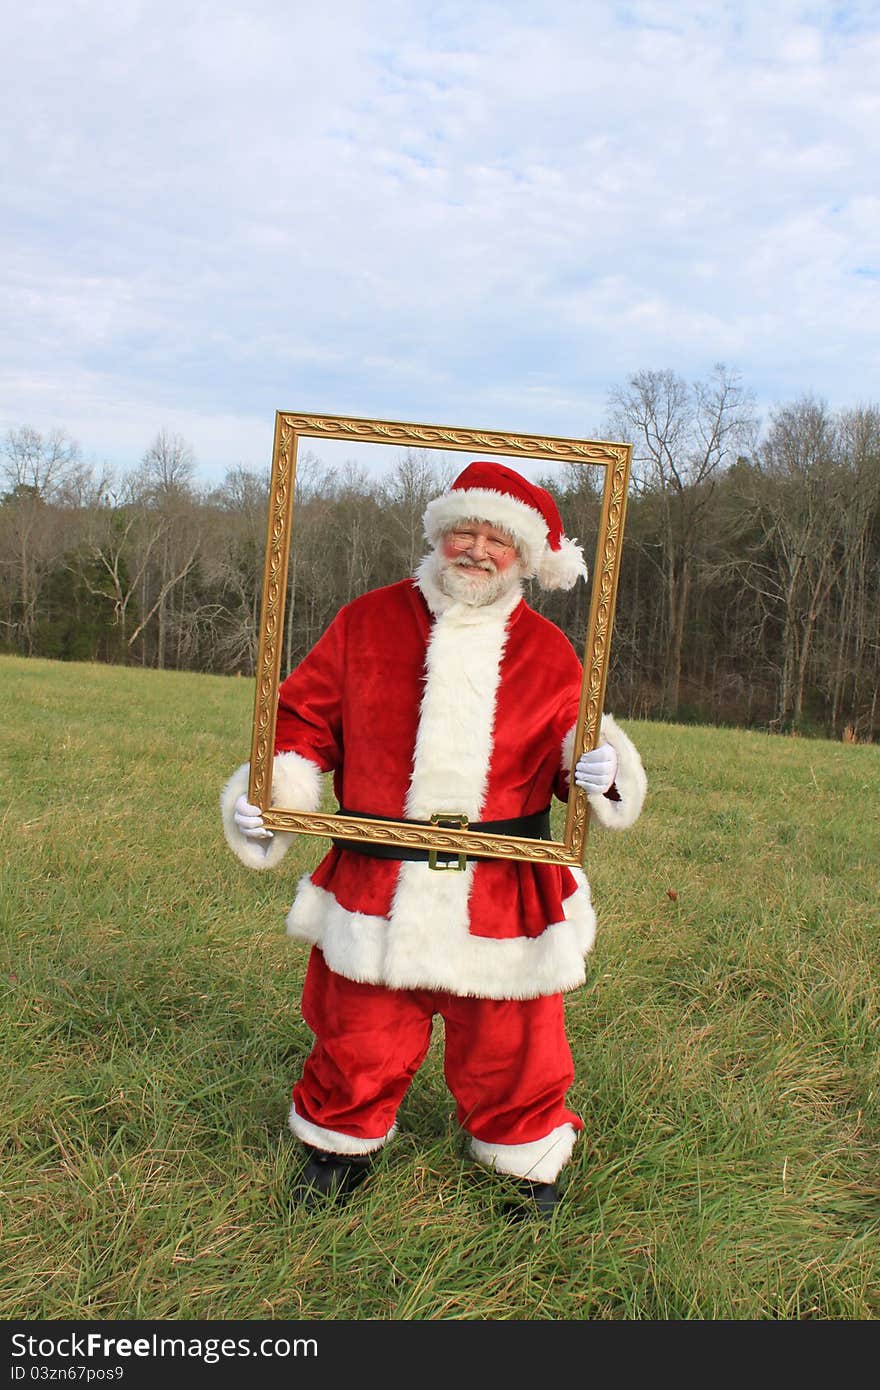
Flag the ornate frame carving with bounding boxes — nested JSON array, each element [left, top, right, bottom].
[[249, 412, 631, 866]]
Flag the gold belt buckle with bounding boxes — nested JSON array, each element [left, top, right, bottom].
[[428, 812, 469, 871]]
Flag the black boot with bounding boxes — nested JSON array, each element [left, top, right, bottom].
[[294, 1146, 373, 1205], [502, 1178, 561, 1221]]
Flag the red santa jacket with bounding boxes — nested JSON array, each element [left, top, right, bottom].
[[221, 560, 647, 1000]]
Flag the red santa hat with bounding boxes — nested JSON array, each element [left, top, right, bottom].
[[423, 461, 588, 590]]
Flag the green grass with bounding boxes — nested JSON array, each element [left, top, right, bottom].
[[1, 654, 878, 1320]]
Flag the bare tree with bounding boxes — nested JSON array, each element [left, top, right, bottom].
[[729, 398, 880, 730], [135, 430, 196, 501], [380, 448, 453, 575], [75, 444, 201, 665], [607, 365, 756, 715], [1, 425, 85, 495], [195, 466, 270, 674], [133, 432, 200, 666], [0, 427, 89, 653], [816, 405, 880, 735]]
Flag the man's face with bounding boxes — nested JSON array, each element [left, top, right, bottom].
[[441, 523, 519, 575], [437, 522, 522, 605]]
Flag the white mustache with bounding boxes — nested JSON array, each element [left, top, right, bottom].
[[452, 555, 495, 573]]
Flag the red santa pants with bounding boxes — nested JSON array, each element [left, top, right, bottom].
[[290, 947, 584, 1181]]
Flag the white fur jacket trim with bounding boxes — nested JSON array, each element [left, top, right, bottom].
[[285, 867, 597, 1001], [561, 713, 647, 831], [220, 752, 323, 871]]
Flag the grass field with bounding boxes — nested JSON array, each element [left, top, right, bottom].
[[1, 654, 878, 1321]]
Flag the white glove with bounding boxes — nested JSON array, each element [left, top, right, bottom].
[[233, 794, 274, 841], [574, 744, 618, 795]]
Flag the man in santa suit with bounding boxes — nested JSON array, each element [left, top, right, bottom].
[[221, 461, 646, 1218]]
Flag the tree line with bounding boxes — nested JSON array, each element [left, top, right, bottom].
[[2, 366, 879, 740]]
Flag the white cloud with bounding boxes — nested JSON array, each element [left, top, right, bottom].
[[1, 1, 878, 480]]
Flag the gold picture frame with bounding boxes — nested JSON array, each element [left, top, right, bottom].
[[248, 411, 632, 867]]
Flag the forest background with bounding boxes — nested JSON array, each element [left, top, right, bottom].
[[2, 364, 879, 741]]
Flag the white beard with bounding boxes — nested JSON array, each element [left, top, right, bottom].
[[436, 550, 524, 607]]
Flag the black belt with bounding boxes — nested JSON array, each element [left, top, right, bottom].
[[331, 806, 552, 864]]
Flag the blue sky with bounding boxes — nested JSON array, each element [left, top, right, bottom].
[[2, 1, 878, 486]]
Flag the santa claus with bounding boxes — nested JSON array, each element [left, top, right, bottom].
[[221, 460, 646, 1218]]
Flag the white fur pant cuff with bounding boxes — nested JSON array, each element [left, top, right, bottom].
[[288, 1102, 396, 1156], [469, 1122, 579, 1183]]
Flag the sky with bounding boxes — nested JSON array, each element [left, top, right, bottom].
[[2, 0, 878, 488]]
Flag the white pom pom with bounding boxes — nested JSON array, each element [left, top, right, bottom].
[[536, 537, 588, 590]]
